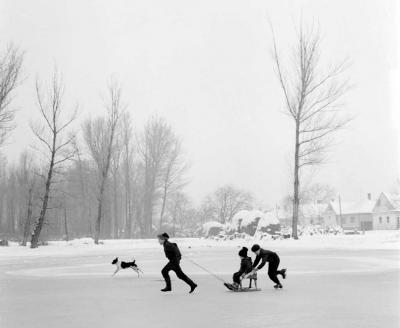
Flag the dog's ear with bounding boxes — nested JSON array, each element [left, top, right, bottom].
[[133, 260, 136, 264]]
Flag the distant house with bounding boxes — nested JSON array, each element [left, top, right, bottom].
[[322, 195, 375, 230], [372, 193, 400, 230], [320, 203, 338, 227]]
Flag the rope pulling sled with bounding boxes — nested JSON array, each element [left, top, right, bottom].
[[185, 256, 261, 292]]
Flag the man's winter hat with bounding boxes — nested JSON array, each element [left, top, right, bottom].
[[238, 247, 248, 257], [157, 232, 170, 240], [251, 244, 261, 252]]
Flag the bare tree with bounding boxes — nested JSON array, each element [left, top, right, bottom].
[[0, 155, 7, 234], [139, 117, 174, 237], [16, 152, 38, 246], [83, 81, 124, 244], [30, 70, 77, 248], [302, 183, 335, 204], [271, 21, 350, 239], [202, 185, 253, 223], [121, 112, 135, 238], [166, 192, 193, 236], [159, 137, 188, 231], [132, 161, 146, 236], [71, 139, 93, 236], [110, 133, 122, 238], [0, 43, 24, 147]]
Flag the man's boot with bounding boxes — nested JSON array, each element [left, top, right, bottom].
[[189, 283, 197, 294], [161, 278, 172, 292]]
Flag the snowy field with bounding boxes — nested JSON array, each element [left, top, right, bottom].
[[1, 231, 399, 328]]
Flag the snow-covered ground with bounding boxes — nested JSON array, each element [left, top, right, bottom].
[[1, 231, 399, 259], [1, 231, 399, 327]]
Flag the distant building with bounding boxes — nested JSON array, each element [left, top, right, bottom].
[[322, 195, 375, 230], [372, 192, 400, 230], [320, 204, 339, 227], [277, 192, 400, 230]]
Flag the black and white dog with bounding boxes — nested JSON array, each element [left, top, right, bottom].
[[111, 257, 143, 277]]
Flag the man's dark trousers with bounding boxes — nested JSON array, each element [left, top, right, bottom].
[[161, 261, 195, 288]]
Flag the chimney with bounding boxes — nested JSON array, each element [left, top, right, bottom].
[[367, 193, 371, 200]]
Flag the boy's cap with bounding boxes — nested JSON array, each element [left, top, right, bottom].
[[251, 244, 260, 252], [157, 232, 170, 239], [238, 247, 248, 257]]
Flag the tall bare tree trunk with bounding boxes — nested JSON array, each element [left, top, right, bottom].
[[31, 149, 55, 248], [172, 203, 177, 237], [74, 147, 90, 237], [159, 184, 168, 231], [292, 122, 300, 239], [143, 182, 153, 237], [22, 186, 33, 246], [113, 173, 118, 238], [63, 206, 69, 242], [94, 177, 106, 244], [124, 169, 132, 238]]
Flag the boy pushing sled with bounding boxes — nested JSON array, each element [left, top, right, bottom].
[[251, 244, 286, 289]]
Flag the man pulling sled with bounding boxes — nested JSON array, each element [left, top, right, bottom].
[[158, 233, 198, 294]]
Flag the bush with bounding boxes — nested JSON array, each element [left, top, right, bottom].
[[0, 240, 9, 246]]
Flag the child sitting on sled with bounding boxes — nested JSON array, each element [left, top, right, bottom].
[[224, 247, 253, 291]]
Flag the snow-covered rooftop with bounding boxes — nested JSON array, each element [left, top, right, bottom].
[[383, 192, 400, 211], [327, 199, 375, 215]]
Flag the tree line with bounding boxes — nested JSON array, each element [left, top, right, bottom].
[[0, 19, 351, 244], [0, 52, 255, 245], [0, 68, 197, 245]]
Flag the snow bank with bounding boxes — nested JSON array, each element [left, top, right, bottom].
[[1, 231, 398, 260], [232, 210, 280, 236], [202, 221, 224, 237], [232, 210, 263, 228], [256, 211, 280, 227]]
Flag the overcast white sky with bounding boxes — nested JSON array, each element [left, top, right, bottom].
[[0, 0, 399, 205]]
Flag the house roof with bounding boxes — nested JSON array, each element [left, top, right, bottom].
[[327, 199, 375, 215], [382, 192, 400, 211]]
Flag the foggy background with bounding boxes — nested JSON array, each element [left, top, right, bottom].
[[0, 0, 398, 205]]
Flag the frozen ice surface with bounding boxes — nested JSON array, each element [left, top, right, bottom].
[[1, 231, 399, 328]]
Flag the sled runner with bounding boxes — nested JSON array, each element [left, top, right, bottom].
[[224, 282, 261, 292], [234, 287, 261, 292]]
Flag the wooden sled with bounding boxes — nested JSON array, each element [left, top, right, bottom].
[[224, 272, 261, 292]]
